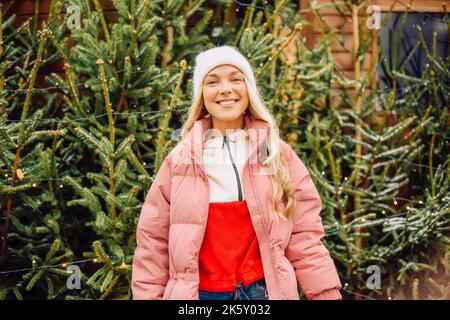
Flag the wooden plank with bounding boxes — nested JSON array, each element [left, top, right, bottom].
[[4, 0, 52, 15], [331, 69, 375, 83], [304, 0, 449, 13], [301, 0, 352, 15], [371, 0, 449, 13], [331, 35, 355, 52], [299, 0, 316, 49], [307, 31, 373, 54], [332, 51, 373, 70], [311, 14, 355, 33], [309, 12, 378, 35]]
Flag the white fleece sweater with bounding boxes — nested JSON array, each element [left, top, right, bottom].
[[202, 129, 252, 202]]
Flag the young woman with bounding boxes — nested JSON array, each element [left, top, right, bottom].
[[131, 45, 342, 300]]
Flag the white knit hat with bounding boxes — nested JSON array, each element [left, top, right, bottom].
[[192, 45, 257, 101]]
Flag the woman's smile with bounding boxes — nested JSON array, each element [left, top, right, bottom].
[[216, 98, 240, 107]]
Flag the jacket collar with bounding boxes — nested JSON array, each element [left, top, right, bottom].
[[182, 112, 270, 166]]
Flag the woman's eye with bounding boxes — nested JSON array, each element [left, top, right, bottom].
[[206, 78, 241, 84]]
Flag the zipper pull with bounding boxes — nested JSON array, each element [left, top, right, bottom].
[[222, 134, 243, 201]]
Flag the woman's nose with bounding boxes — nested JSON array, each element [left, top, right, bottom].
[[219, 81, 232, 93]]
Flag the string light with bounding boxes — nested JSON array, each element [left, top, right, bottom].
[[0, 255, 376, 299], [0, 0, 442, 302], [0, 257, 120, 275], [1, 0, 445, 104], [2, 6, 442, 102]]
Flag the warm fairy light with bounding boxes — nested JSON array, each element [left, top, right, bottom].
[[418, 200, 423, 204], [93, 258, 98, 263], [62, 263, 67, 267], [394, 200, 398, 205], [344, 177, 348, 181], [32, 183, 37, 187]]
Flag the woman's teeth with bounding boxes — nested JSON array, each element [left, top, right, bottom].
[[218, 100, 238, 106]]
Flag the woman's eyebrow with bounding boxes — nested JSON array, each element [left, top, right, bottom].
[[205, 71, 243, 78]]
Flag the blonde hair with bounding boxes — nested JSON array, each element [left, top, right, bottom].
[[179, 74, 297, 222]]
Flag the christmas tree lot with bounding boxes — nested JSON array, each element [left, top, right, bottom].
[[0, 0, 448, 300]]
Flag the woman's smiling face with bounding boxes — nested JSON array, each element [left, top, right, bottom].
[[202, 64, 250, 124]]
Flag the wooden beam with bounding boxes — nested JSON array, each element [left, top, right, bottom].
[[371, 0, 449, 13]]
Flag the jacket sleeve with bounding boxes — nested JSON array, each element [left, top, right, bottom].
[[281, 141, 342, 300], [131, 157, 172, 300]]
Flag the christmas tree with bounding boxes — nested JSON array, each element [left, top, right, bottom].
[[0, 0, 448, 300]]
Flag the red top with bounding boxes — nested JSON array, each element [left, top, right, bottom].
[[198, 200, 265, 292]]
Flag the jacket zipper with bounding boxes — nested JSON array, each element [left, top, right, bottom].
[[245, 152, 281, 299], [199, 135, 280, 298], [222, 135, 243, 201], [224, 134, 281, 297]]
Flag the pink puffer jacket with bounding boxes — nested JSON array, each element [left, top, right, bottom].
[[131, 113, 342, 300]]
